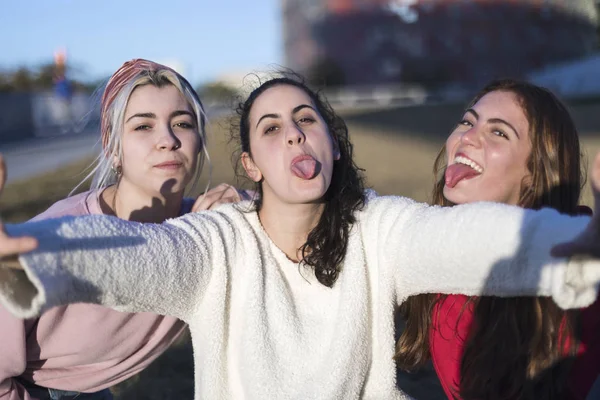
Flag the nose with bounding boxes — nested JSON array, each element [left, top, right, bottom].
[[156, 125, 181, 150], [460, 125, 482, 147], [285, 123, 306, 146]]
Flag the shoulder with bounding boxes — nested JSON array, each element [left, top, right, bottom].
[[164, 202, 260, 253], [29, 190, 95, 222], [169, 201, 256, 231], [359, 193, 422, 218]]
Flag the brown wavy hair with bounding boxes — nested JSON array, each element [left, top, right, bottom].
[[232, 74, 365, 287], [396, 79, 584, 399]]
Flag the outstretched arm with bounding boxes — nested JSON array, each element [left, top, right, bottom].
[[0, 156, 38, 259], [381, 199, 597, 308], [0, 210, 236, 322], [366, 152, 600, 308], [0, 151, 237, 323]]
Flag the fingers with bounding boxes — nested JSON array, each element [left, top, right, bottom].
[[0, 157, 33, 269], [208, 196, 238, 210], [192, 184, 242, 212], [0, 236, 38, 260]]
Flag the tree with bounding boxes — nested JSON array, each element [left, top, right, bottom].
[[11, 67, 33, 92], [0, 72, 12, 92], [36, 62, 59, 89]]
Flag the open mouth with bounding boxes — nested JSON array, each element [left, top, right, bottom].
[[445, 155, 483, 188], [290, 154, 321, 180]]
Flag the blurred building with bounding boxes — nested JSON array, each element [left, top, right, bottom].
[[282, 0, 598, 88]]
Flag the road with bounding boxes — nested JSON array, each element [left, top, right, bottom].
[[0, 130, 100, 183], [0, 107, 229, 184]]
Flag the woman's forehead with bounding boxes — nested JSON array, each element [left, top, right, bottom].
[[251, 85, 313, 115]]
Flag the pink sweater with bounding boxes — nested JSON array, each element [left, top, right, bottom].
[[0, 191, 188, 400]]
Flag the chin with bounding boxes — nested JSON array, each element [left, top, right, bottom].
[[291, 182, 329, 204], [442, 186, 470, 205]]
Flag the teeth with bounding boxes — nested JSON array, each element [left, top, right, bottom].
[[454, 156, 483, 173]]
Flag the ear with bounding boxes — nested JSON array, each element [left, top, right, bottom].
[[241, 152, 263, 182], [112, 154, 121, 169], [333, 138, 341, 161]]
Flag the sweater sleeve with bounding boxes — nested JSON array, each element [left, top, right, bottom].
[[0, 210, 238, 322], [363, 196, 600, 309]]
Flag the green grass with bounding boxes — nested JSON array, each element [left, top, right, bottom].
[[0, 158, 95, 222]]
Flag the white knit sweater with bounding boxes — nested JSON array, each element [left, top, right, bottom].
[[2, 195, 600, 400]]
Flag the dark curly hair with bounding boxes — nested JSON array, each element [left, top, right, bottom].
[[231, 73, 365, 287]]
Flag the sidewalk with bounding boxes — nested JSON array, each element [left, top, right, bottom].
[[1, 129, 99, 183]]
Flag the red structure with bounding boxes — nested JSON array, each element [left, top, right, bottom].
[[282, 0, 598, 87]]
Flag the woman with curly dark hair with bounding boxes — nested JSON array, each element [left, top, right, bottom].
[[2, 75, 600, 400]]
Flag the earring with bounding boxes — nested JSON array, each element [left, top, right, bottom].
[[112, 165, 122, 176]]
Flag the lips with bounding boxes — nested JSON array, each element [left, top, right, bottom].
[[154, 161, 183, 169], [290, 154, 318, 180]]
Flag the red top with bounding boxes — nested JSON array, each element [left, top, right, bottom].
[[430, 294, 600, 399]]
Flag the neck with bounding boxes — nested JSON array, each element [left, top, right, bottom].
[[258, 196, 324, 262], [100, 182, 184, 223]]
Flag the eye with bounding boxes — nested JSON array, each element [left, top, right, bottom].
[[458, 119, 473, 128], [264, 125, 279, 135], [134, 124, 151, 131], [493, 130, 509, 139], [296, 116, 315, 125], [174, 121, 194, 129]]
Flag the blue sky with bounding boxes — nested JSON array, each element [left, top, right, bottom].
[[0, 0, 283, 86]]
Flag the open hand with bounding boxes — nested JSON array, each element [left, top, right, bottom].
[[552, 152, 600, 258], [0, 154, 37, 268], [192, 183, 247, 212]]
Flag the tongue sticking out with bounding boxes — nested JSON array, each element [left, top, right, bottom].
[[445, 163, 481, 188], [291, 158, 317, 180]]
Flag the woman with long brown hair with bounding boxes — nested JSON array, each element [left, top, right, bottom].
[[396, 79, 600, 399]]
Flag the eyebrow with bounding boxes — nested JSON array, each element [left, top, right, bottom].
[[465, 108, 520, 139], [292, 104, 316, 114], [255, 104, 316, 128], [256, 113, 279, 128], [125, 110, 194, 123]]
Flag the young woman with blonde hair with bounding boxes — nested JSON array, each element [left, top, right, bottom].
[[0, 58, 240, 400]]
